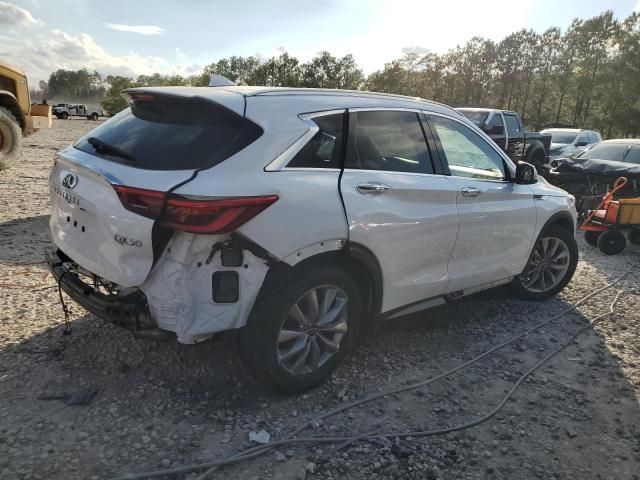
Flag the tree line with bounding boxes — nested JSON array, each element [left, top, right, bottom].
[[31, 10, 640, 138]]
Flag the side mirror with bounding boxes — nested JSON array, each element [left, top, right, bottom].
[[575, 140, 588, 147], [515, 162, 538, 185], [485, 125, 504, 135]]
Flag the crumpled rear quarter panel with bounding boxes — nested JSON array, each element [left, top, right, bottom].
[[140, 233, 269, 343]]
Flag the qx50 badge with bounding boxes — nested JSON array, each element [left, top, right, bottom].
[[62, 173, 78, 189], [114, 234, 143, 248]]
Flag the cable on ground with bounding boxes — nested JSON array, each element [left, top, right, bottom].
[[114, 264, 635, 480]]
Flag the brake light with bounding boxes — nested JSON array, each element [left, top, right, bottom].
[[112, 185, 278, 234], [113, 185, 165, 219]]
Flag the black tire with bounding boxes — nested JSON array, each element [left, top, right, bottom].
[[0, 106, 22, 169], [584, 230, 601, 247], [510, 225, 578, 301], [89, 113, 98, 121], [597, 230, 626, 255], [238, 265, 362, 393], [60, 112, 69, 119], [628, 228, 640, 245]]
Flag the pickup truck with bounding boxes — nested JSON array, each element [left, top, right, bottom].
[[53, 103, 103, 121], [456, 108, 551, 169]]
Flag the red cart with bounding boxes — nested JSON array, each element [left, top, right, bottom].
[[580, 176, 640, 255]]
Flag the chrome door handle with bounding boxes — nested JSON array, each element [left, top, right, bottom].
[[460, 187, 482, 198], [357, 182, 391, 195]]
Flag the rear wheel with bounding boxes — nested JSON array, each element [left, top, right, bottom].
[[0, 106, 22, 169], [511, 226, 578, 300], [597, 230, 626, 255], [89, 113, 98, 121], [584, 230, 601, 247], [60, 112, 69, 119], [628, 228, 640, 245], [238, 265, 362, 393]]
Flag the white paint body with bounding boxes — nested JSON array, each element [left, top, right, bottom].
[[48, 87, 577, 342]]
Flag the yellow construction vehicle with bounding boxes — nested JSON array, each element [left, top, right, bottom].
[[0, 60, 52, 167]]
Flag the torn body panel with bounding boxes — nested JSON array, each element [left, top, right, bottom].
[[140, 233, 269, 343]]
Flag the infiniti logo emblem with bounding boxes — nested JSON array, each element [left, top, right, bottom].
[[62, 173, 78, 189]]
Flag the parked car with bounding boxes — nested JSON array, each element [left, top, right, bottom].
[[541, 128, 601, 160], [456, 108, 551, 169], [47, 87, 578, 392], [547, 139, 640, 208], [53, 103, 103, 120]]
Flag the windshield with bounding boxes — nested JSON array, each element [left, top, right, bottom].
[[458, 110, 488, 126], [578, 143, 632, 162], [548, 131, 578, 144]]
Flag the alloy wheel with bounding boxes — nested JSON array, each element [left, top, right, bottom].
[[277, 285, 349, 376], [519, 237, 570, 293]]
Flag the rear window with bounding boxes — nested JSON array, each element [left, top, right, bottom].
[[547, 131, 578, 144], [458, 110, 488, 127], [74, 95, 262, 171]]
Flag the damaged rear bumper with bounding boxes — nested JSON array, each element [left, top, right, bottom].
[[46, 248, 154, 331]]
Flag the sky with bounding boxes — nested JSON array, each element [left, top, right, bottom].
[[1, 0, 639, 85]]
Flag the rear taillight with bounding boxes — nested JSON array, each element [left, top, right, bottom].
[[112, 185, 277, 234], [113, 185, 165, 219]]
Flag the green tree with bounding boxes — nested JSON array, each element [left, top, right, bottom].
[[101, 76, 135, 114]]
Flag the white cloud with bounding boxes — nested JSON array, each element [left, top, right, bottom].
[[635, 0, 640, 13], [401, 46, 431, 55], [105, 23, 165, 35], [0, 1, 43, 27], [2, 29, 198, 84]]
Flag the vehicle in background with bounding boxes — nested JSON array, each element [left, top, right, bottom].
[[456, 108, 551, 170], [53, 103, 103, 121], [541, 128, 601, 160], [574, 139, 640, 165], [47, 86, 578, 393], [0, 60, 52, 167], [547, 139, 640, 210]]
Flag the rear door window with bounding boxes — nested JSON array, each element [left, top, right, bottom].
[[503, 114, 521, 135], [345, 111, 434, 174], [74, 95, 262, 171], [287, 113, 344, 168]]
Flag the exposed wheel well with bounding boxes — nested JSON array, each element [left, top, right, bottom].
[[541, 212, 575, 236], [257, 245, 382, 322]]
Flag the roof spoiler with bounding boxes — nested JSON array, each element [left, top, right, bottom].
[[209, 74, 236, 87]]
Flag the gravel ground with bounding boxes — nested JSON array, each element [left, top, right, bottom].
[[1, 119, 639, 480]]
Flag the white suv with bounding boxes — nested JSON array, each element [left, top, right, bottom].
[[47, 87, 578, 392]]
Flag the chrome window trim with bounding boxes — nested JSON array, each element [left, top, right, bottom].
[[425, 110, 516, 181], [265, 109, 345, 172], [348, 106, 425, 113], [341, 168, 447, 179]]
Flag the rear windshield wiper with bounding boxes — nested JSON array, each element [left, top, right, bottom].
[[87, 137, 136, 162]]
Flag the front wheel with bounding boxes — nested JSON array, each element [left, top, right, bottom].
[[511, 226, 578, 300], [238, 265, 362, 393]]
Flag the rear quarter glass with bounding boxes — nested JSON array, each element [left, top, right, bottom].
[[74, 95, 263, 171]]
